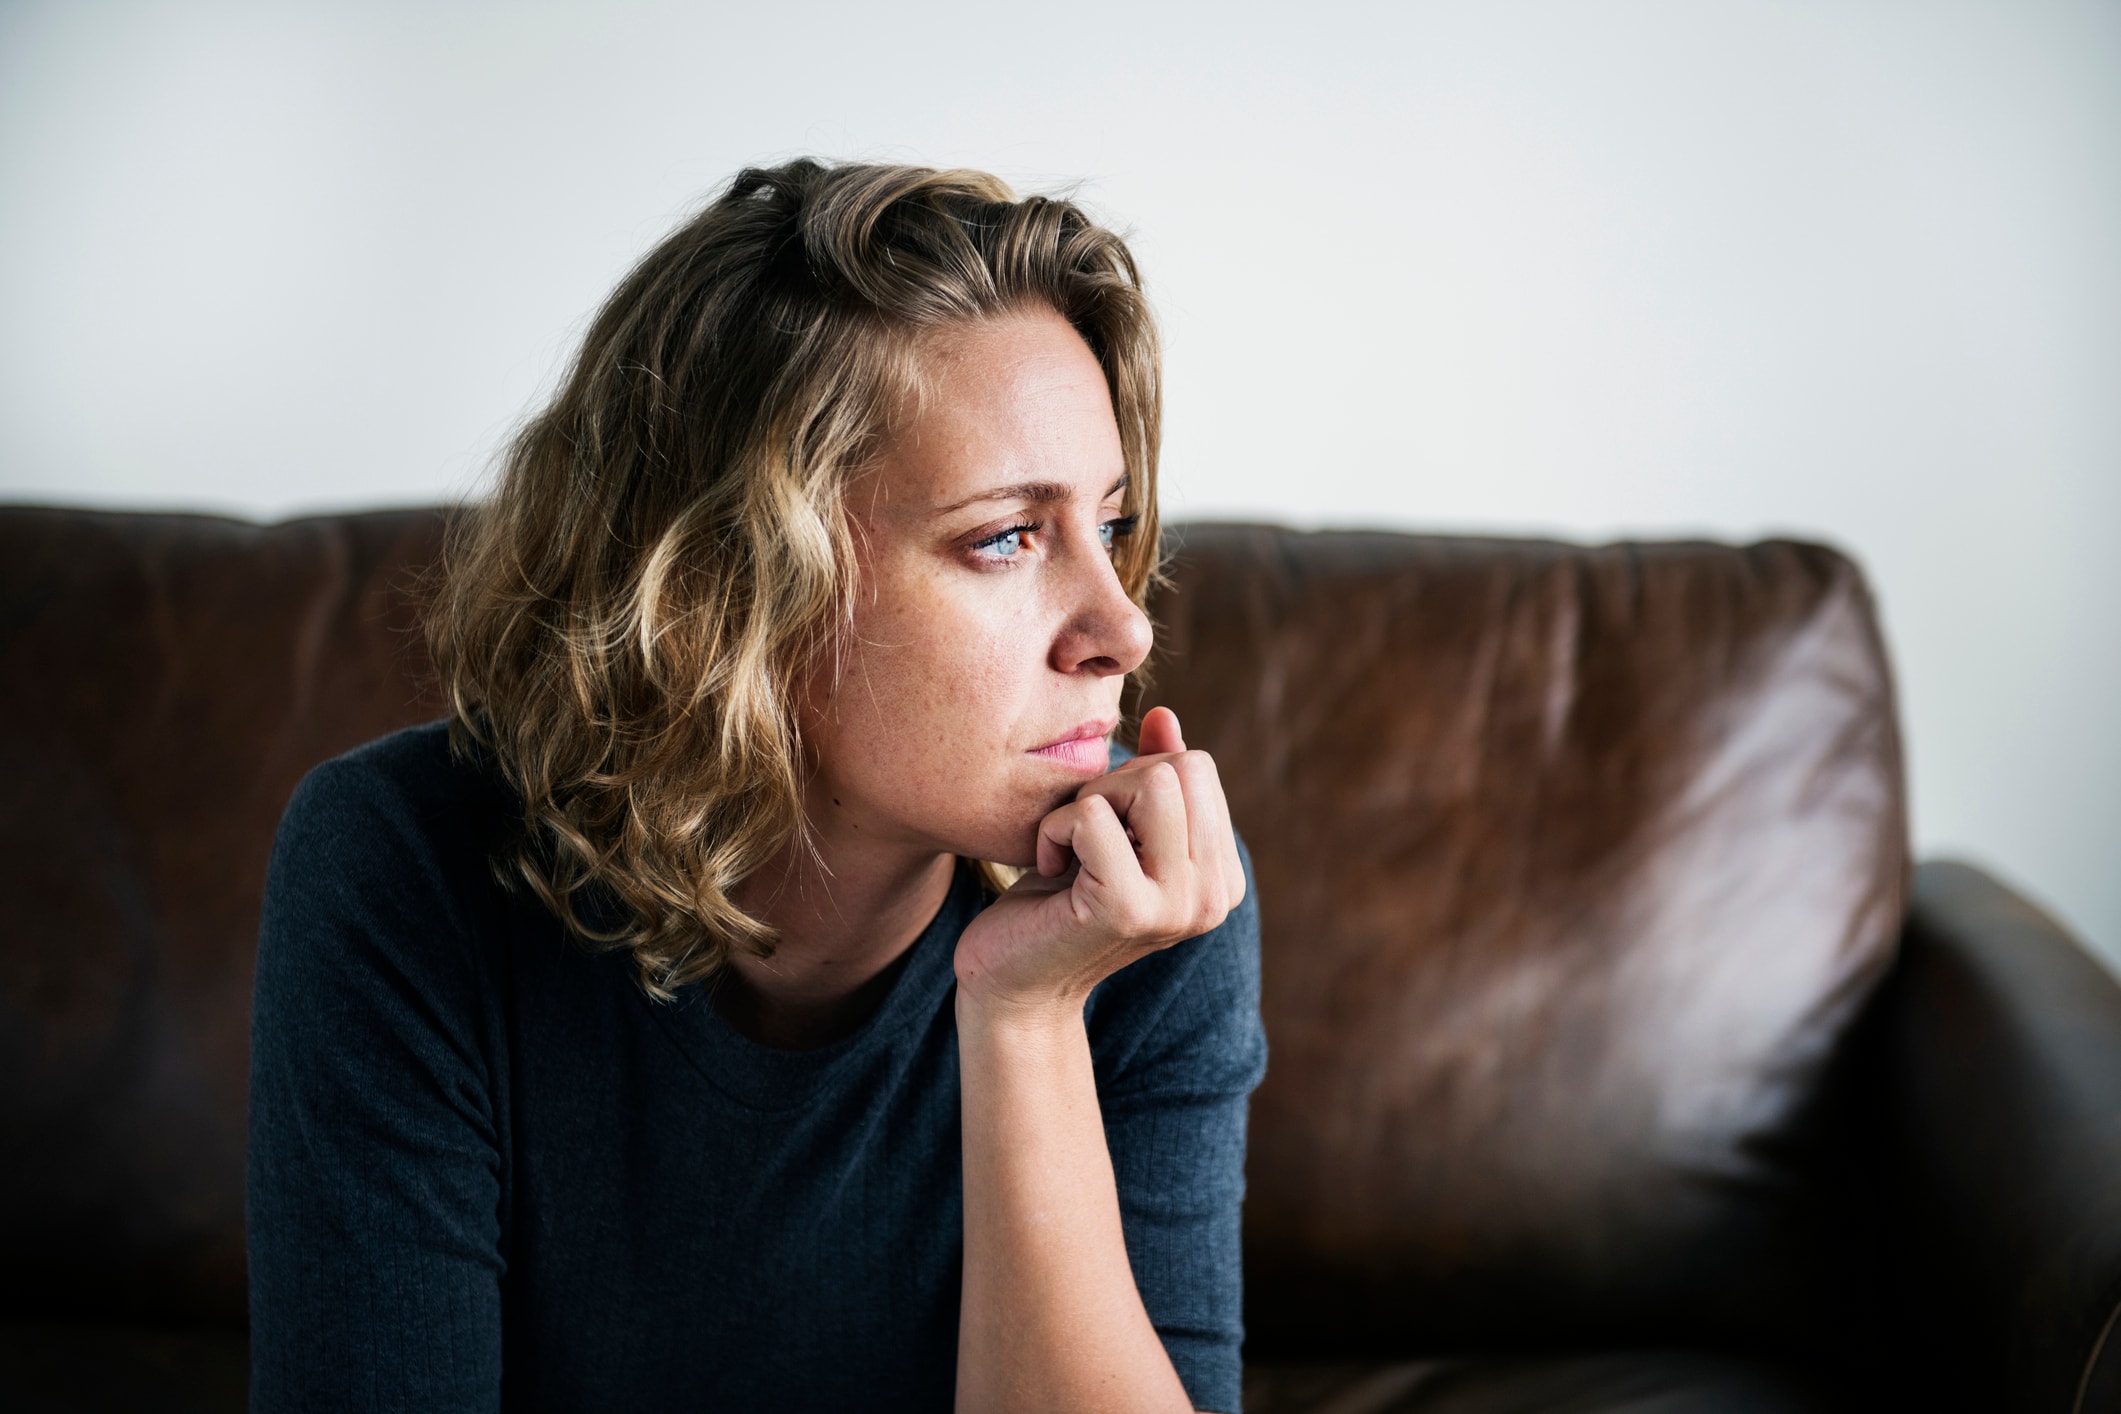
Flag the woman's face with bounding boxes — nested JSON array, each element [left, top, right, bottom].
[[803, 306, 1153, 869]]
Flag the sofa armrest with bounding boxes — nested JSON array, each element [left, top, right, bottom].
[[1882, 860, 2121, 1413]]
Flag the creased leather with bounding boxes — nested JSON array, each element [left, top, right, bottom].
[[0, 511, 1921, 1383], [0, 507, 449, 1326], [1131, 525, 1909, 1360]]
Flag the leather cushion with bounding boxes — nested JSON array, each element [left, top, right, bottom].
[[0, 508, 448, 1326], [0, 510, 1908, 1361], [1244, 1352, 1849, 1413], [1137, 526, 1907, 1359]]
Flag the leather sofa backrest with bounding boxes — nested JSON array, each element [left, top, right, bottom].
[[0, 509, 1908, 1355], [0, 507, 449, 1326], [1135, 525, 1907, 1360]]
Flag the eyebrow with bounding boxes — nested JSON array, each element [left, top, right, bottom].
[[932, 474, 1130, 518]]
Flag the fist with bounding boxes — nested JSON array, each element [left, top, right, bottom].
[[953, 707, 1246, 1014]]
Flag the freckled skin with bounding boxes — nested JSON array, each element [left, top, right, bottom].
[[721, 305, 1169, 1054], [800, 308, 1151, 870]]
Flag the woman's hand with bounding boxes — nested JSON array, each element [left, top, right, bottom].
[[953, 704, 1238, 1413], [954, 706, 1245, 1018]]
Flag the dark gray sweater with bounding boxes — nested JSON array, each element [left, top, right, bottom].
[[247, 721, 1265, 1412]]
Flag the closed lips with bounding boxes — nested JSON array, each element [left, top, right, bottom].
[[1029, 719, 1115, 772]]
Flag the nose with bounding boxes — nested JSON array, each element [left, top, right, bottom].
[[1050, 534, 1153, 680]]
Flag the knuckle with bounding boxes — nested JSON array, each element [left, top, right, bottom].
[[1173, 752, 1215, 790], [1109, 892, 1155, 937], [1192, 877, 1233, 931]]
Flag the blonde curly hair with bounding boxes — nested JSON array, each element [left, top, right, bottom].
[[425, 159, 1162, 998]]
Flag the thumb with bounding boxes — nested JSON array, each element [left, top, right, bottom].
[[1137, 705, 1186, 756]]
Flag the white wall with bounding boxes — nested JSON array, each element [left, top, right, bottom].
[[4, 0, 2116, 963]]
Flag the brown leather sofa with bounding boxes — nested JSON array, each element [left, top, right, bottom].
[[2, 506, 2116, 1413]]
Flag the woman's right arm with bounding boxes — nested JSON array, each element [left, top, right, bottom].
[[247, 757, 506, 1412]]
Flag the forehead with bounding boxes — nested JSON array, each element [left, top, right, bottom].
[[862, 308, 1125, 519]]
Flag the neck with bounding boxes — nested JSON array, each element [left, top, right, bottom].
[[720, 816, 958, 1051]]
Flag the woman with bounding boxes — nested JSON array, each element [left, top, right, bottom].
[[248, 159, 1264, 1413]]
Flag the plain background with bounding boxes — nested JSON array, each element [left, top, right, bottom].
[[3, 0, 2115, 964]]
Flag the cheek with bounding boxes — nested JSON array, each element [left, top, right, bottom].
[[865, 645, 1010, 750], [814, 582, 1075, 866], [828, 574, 1045, 787]]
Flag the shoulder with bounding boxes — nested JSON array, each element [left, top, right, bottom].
[[262, 719, 516, 1000], [1084, 831, 1265, 1100], [280, 717, 505, 843], [250, 724, 512, 1261], [274, 720, 510, 896]]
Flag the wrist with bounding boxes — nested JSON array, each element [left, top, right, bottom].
[[953, 981, 1089, 1046]]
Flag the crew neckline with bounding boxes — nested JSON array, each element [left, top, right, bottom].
[[643, 858, 989, 1113]]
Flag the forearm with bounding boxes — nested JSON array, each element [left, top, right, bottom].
[[954, 993, 1195, 1414]]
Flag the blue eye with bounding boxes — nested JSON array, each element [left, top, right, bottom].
[[974, 525, 1033, 560], [1100, 514, 1139, 551]]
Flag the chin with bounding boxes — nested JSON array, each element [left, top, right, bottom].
[[984, 831, 1042, 871], [956, 819, 1042, 871], [943, 793, 1061, 871]]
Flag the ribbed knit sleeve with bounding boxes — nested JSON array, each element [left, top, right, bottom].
[[247, 753, 507, 1413], [1088, 835, 1269, 1414]]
